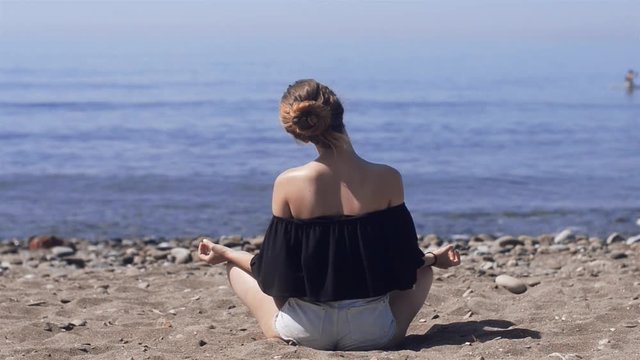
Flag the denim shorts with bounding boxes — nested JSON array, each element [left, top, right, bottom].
[[274, 294, 396, 351]]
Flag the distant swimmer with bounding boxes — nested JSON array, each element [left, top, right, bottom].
[[625, 69, 637, 92]]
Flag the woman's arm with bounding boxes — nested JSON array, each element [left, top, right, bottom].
[[272, 172, 293, 218], [198, 238, 254, 273]]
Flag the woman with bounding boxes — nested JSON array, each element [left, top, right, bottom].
[[198, 79, 461, 350]]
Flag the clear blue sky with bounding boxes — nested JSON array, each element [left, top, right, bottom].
[[1, 0, 638, 46]]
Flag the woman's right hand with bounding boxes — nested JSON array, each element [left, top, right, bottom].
[[429, 244, 461, 269], [198, 238, 229, 265]]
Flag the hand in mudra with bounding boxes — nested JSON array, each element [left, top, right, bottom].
[[430, 244, 461, 269], [198, 238, 229, 265]]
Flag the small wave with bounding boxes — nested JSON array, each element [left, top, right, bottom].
[[349, 99, 636, 112], [0, 99, 274, 112]]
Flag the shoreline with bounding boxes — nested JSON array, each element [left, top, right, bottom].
[[1, 233, 639, 359]]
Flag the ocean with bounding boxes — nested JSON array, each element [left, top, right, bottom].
[[1, 41, 639, 240]]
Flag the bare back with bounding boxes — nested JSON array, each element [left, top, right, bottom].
[[271, 153, 404, 219]]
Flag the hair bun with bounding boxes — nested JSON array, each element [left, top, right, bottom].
[[289, 101, 331, 136]]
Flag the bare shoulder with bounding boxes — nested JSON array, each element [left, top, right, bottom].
[[275, 162, 323, 184], [272, 163, 321, 217], [366, 162, 402, 184], [367, 162, 404, 206]]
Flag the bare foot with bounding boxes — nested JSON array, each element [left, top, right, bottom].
[[198, 238, 230, 265]]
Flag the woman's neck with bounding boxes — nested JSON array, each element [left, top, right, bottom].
[[314, 141, 361, 164]]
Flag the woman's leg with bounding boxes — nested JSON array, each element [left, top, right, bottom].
[[387, 265, 434, 346], [199, 239, 284, 339], [226, 261, 284, 339]]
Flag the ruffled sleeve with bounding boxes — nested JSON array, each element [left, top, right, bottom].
[[250, 203, 425, 302]]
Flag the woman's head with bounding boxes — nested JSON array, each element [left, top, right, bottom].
[[279, 79, 346, 148]]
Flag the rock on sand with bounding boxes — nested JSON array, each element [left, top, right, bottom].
[[495, 275, 527, 294]]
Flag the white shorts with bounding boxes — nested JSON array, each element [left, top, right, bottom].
[[274, 294, 396, 351]]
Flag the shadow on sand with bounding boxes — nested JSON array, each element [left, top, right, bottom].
[[401, 319, 541, 350]]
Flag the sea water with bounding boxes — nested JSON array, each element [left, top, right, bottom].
[[1, 42, 639, 239]]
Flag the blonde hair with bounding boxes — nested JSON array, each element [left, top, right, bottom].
[[279, 79, 347, 148]]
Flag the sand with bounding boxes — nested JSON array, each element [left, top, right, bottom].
[[1, 236, 639, 360]]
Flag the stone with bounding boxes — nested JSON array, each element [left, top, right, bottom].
[[148, 249, 170, 260], [170, 248, 192, 264], [610, 251, 628, 260], [537, 234, 554, 245], [626, 235, 640, 245], [451, 234, 470, 243], [549, 244, 569, 253], [421, 234, 441, 247], [606, 233, 625, 245], [28, 235, 64, 250], [220, 235, 243, 247], [50, 246, 75, 257], [71, 319, 87, 327], [495, 275, 527, 294], [0, 244, 18, 255], [548, 353, 582, 360], [554, 229, 573, 244], [125, 248, 138, 257], [474, 245, 492, 256], [138, 282, 150, 289], [496, 236, 524, 247], [198, 339, 207, 346], [157, 242, 173, 251], [27, 300, 47, 306], [248, 236, 264, 248]]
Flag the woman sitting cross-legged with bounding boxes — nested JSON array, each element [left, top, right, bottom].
[[198, 79, 461, 351]]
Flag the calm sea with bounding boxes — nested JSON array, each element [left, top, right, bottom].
[[1, 42, 639, 239]]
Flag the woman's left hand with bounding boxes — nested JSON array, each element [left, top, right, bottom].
[[429, 244, 461, 269]]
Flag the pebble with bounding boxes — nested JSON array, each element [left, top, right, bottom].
[[28, 235, 64, 250], [626, 235, 640, 245], [248, 236, 264, 248], [495, 275, 527, 294], [27, 300, 47, 306], [463, 289, 473, 297], [606, 233, 625, 245], [553, 229, 573, 244], [474, 245, 492, 256], [198, 339, 207, 346], [156, 242, 173, 251], [549, 244, 569, 253], [170, 248, 192, 264], [597, 338, 610, 350], [496, 236, 524, 248], [609, 251, 627, 260], [220, 235, 243, 247], [138, 282, 150, 289], [71, 319, 87, 327], [548, 353, 582, 360], [50, 246, 75, 257]]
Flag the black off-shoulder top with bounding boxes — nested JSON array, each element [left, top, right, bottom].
[[250, 203, 425, 302]]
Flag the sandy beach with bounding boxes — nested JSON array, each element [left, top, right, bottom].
[[1, 233, 639, 360]]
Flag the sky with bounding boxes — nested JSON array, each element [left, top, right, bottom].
[[0, 0, 638, 48]]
